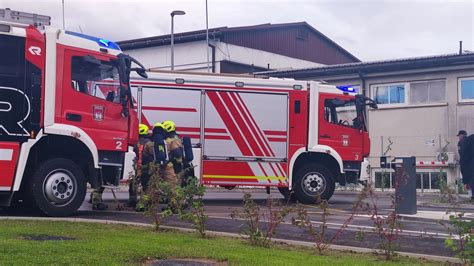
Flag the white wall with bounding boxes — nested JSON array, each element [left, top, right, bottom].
[[123, 40, 323, 73], [214, 42, 322, 71], [124, 40, 210, 72]]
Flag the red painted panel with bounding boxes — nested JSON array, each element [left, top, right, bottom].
[[25, 26, 45, 70], [264, 130, 287, 136], [142, 106, 197, 112], [288, 90, 308, 165], [57, 44, 129, 151], [203, 161, 254, 176], [318, 93, 363, 162], [0, 142, 20, 189]]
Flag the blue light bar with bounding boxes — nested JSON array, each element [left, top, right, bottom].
[[65, 31, 121, 51], [336, 85, 357, 93]]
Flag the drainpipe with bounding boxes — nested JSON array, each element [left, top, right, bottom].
[[208, 42, 216, 73], [358, 71, 366, 96]]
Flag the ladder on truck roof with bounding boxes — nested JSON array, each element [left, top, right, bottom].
[[0, 8, 51, 29]]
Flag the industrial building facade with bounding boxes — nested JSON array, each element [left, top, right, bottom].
[[117, 22, 359, 73], [263, 53, 474, 191]]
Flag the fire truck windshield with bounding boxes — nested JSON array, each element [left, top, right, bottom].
[[71, 56, 121, 103], [324, 99, 360, 128]]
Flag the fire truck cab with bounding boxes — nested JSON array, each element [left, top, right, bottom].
[[0, 8, 146, 216]]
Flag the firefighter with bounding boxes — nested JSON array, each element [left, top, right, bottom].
[[162, 120, 183, 188], [458, 130, 474, 200], [142, 123, 169, 191], [128, 124, 151, 208]]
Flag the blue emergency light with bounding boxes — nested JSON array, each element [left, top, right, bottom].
[[99, 39, 110, 47], [336, 85, 357, 93], [65, 31, 122, 51]]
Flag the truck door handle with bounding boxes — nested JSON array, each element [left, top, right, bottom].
[[66, 113, 82, 122], [320, 134, 331, 139]]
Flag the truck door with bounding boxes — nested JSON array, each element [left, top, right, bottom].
[[318, 93, 363, 162], [59, 49, 128, 152], [202, 90, 288, 187]]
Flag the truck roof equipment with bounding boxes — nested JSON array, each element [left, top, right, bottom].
[[0, 8, 51, 29]]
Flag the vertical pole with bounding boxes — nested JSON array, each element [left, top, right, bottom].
[[62, 0, 65, 30], [206, 0, 210, 73], [137, 86, 143, 125], [171, 15, 174, 71]]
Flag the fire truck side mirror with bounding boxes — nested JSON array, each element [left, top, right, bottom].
[[132, 68, 148, 79]]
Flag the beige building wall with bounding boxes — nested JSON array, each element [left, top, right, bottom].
[[306, 67, 474, 187]]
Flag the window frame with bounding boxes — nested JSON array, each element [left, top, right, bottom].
[[69, 54, 122, 105], [370, 82, 408, 107], [458, 77, 474, 103], [409, 79, 446, 105], [371, 79, 448, 108]]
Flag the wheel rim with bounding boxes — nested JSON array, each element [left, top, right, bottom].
[[43, 169, 77, 207], [301, 172, 326, 196]]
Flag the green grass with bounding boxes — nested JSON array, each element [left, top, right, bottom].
[[0, 220, 436, 265]]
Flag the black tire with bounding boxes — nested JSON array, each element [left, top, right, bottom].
[[30, 158, 87, 217], [293, 164, 336, 204], [277, 187, 297, 202]]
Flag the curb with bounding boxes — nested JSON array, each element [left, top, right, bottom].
[[0, 216, 461, 264]]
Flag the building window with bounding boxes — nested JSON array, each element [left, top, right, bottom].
[[459, 77, 474, 102], [410, 80, 446, 104], [372, 84, 406, 105]]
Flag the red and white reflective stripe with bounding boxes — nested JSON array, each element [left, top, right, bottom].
[[0, 148, 14, 190], [207, 91, 287, 182], [0, 143, 20, 191], [416, 161, 450, 168], [233, 93, 287, 177]]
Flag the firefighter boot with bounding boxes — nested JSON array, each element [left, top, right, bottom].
[[127, 179, 138, 208], [91, 189, 108, 211]]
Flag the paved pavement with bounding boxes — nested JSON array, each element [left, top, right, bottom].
[[2, 188, 473, 258]]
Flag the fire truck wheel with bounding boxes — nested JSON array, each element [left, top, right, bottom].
[[293, 164, 335, 204], [31, 158, 87, 217]]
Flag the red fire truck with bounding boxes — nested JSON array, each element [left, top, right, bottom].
[[0, 9, 146, 216], [129, 70, 377, 204]]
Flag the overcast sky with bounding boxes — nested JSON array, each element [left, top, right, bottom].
[[1, 0, 473, 61]]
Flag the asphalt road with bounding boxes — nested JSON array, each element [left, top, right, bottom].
[[3, 188, 474, 258]]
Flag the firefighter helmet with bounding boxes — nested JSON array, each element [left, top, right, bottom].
[[153, 122, 165, 130], [139, 124, 149, 135], [162, 120, 176, 132]]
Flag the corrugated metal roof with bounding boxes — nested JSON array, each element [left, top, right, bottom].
[[257, 52, 474, 78]]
